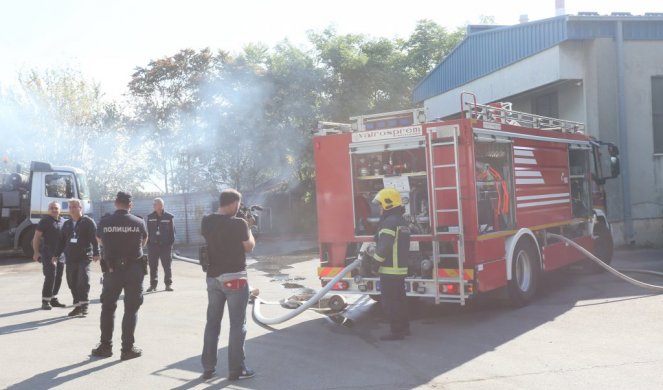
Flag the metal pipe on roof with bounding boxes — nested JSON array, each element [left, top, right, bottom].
[[615, 20, 634, 245]]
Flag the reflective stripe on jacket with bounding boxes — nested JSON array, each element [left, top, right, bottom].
[[373, 208, 410, 276]]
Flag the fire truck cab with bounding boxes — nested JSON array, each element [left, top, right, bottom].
[[313, 93, 620, 306]]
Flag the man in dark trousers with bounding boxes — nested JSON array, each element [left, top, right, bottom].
[[53, 198, 100, 317], [32, 201, 66, 310], [371, 188, 411, 341], [200, 189, 256, 381], [146, 197, 175, 292], [91, 191, 148, 360]]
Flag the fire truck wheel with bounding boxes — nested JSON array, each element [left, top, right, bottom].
[[328, 295, 347, 312], [20, 226, 35, 258], [507, 239, 540, 307], [588, 222, 614, 273]]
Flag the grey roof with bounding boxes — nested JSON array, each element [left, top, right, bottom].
[[413, 13, 663, 103]]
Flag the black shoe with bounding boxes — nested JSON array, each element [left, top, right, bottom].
[[165, 285, 174, 292], [379, 333, 405, 341], [41, 302, 52, 310], [146, 286, 156, 292], [228, 369, 256, 381], [80, 304, 89, 316], [201, 370, 215, 380], [68, 306, 82, 317], [91, 343, 113, 358], [50, 298, 66, 308], [120, 346, 142, 361]]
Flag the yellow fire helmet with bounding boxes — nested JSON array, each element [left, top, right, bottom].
[[372, 188, 402, 210]]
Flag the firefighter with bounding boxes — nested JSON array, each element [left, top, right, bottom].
[[371, 188, 411, 341], [91, 191, 148, 360], [146, 197, 175, 292]]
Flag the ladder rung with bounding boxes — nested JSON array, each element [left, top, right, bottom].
[[436, 232, 460, 235], [434, 164, 456, 168], [438, 254, 459, 258], [436, 208, 458, 212], [433, 141, 454, 146], [435, 186, 457, 191]]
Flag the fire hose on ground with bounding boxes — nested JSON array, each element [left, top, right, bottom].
[[175, 236, 662, 326], [252, 257, 363, 325], [546, 233, 663, 292], [173, 252, 364, 326]]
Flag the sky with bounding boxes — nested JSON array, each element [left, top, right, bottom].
[[0, 0, 659, 100]]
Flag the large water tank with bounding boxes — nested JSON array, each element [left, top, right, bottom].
[[4, 173, 27, 191]]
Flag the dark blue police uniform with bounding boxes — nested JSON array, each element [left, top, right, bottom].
[[146, 210, 175, 289], [93, 194, 147, 359]]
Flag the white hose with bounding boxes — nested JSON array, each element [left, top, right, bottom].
[[172, 253, 198, 264], [175, 251, 364, 325], [252, 257, 363, 325], [546, 233, 663, 292]]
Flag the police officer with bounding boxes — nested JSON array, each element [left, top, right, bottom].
[[91, 191, 148, 360], [32, 201, 66, 310], [371, 188, 411, 341], [53, 198, 100, 317], [146, 197, 175, 292]]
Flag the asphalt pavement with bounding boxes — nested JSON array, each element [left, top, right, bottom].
[[1, 246, 662, 389]]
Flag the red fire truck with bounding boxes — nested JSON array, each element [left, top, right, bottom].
[[313, 93, 621, 306]]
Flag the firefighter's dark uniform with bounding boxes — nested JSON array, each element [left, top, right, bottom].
[[93, 199, 148, 359], [146, 210, 175, 289], [373, 206, 411, 340]]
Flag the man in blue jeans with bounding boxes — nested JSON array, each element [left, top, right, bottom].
[[200, 189, 256, 381]]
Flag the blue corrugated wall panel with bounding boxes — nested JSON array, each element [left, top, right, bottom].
[[413, 16, 663, 103]]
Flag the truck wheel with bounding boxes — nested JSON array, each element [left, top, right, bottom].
[[588, 222, 614, 273], [328, 295, 347, 312], [20, 226, 36, 258], [507, 239, 540, 307]]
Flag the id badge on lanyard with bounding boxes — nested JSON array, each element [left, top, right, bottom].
[[70, 221, 78, 244]]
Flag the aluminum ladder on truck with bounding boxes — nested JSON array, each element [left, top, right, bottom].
[[427, 124, 467, 305]]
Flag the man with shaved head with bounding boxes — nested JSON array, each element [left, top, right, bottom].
[[146, 197, 176, 292]]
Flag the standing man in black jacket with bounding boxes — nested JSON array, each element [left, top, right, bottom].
[[32, 201, 66, 310], [53, 198, 100, 317], [91, 191, 148, 360], [146, 197, 175, 292]]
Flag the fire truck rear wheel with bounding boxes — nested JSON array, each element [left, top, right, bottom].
[[507, 239, 540, 307], [328, 295, 347, 312], [588, 222, 614, 273]]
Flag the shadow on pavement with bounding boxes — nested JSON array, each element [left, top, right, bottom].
[[6, 358, 122, 390], [150, 254, 663, 390], [0, 308, 42, 319], [0, 314, 77, 335]]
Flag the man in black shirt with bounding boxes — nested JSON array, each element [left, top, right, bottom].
[[32, 201, 66, 310], [53, 199, 100, 317], [146, 197, 176, 292], [91, 191, 148, 361], [200, 189, 256, 381]]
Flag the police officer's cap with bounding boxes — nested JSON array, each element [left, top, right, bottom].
[[115, 191, 133, 204]]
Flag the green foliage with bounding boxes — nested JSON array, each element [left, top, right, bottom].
[[2, 19, 467, 225]]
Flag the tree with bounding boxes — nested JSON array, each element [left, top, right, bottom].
[[400, 19, 466, 83], [13, 68, 150, 200], [128, 48, 228, 193]]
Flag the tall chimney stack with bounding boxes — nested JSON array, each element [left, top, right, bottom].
[[555, 0, 565, 16]]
